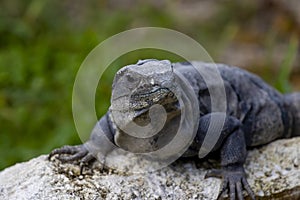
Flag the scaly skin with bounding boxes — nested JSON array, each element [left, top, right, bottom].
[[49, 59, 300, 200]]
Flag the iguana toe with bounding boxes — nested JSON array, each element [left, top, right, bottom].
[[48, 145, 96, 174], [205, 167, 255, 200]]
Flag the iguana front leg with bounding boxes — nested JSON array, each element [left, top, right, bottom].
[[198, 114, 256, 200], [207, 128, 255, 200], [48, 144, 95, 174], [48, 113, 115, 173]]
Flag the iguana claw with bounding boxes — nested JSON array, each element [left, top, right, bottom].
[[205, 167, 256, 200], [48, 145, 96, 174]]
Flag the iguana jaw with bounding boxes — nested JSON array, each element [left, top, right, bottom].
[[131, 88, 178, 118]]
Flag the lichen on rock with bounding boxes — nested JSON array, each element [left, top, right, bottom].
[[0, 137, 299, 200]]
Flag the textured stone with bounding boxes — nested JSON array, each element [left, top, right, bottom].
[[0, 137, 299, 200]]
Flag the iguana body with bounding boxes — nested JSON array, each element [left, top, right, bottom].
[[49, 59, 300, 200]]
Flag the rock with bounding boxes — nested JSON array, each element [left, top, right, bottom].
[[0, 137, 299, 200]]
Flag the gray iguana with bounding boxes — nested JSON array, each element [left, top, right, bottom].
[[49, 59, 300, 200]]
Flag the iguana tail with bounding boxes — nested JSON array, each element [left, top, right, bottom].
[[285, 93, 300, 137]]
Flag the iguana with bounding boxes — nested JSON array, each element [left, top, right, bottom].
[[49, 59, 300, 200]]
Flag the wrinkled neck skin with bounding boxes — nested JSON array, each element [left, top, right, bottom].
[[108, 91, 181, 152]]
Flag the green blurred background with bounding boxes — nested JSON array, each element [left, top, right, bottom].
[[1, 0, 300, 170]]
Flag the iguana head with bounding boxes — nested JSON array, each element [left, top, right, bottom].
[[109, 59, 181, 152], [111, 59, 180, 120]]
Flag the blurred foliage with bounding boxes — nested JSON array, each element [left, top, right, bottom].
[[0, 0, 299, 170], [275, 35, 299, 92]]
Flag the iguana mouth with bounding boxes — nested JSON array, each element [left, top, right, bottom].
[[129, 86, 178, 119]]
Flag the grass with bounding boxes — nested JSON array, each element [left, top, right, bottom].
[[275, 35, 299, 93]]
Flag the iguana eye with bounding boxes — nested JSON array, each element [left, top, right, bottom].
[[126, 74, 135, 83], [123, 74, 140, 89]]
